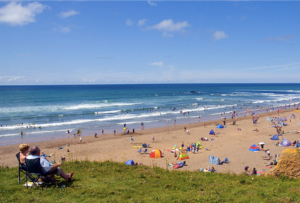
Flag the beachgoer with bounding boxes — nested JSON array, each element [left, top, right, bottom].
[[184, 126, 186, 132], [133, 128, 135, 134], [19, 143, 30, 164], [244, 166, 249, 173], [26, 146, 74, 182], [114, 129, 116, 135], [266, 150, 270, 159], [186, 130, 190, 134], [211, 167, 215, 172], [251, 168, 257, 175], [94, 133, 97, 138], [130, 136, 134, 143], [79, 137, 82, 143], [181, 142, 184, 148], [152, 136, 155, 143], [102, 129, 104, 134]]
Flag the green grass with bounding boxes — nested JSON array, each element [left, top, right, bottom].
[[1, 160, 300, 203]]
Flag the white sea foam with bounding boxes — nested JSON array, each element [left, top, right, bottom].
[[63, 102, 140, 110], [196, 98, 203, 100], [94, 110, 121, 114], [0, 102, 140, 114], [0, 129, 70, 138]]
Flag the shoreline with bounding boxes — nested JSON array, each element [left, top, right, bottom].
[[0, 107, 294, 151], [1, 107, 300, 174]]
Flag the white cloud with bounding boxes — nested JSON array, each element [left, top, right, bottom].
[[167, 65, 175, 71], [149, 19, 189, 32], [213, 31, 228, 40], [0, 2, 47, 26], [0, 76, 25, 82], [147, 0, 157, 6], [162, 32, 173, 37], [58, 10, 79, 18], [138, 19, 146, 26], [264, 35, 294, 42], [149, 61, 164, 67], [125, 19, 134, 26], [148, 19, 189, 37], [60, 27, 71, 33]]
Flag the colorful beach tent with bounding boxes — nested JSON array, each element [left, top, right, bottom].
[[209, 155, 220, 165], [196, 141, 202, 148], [276, 118, 282, 121], [282, 117, 287, 121], [271, 134, 279, 140], [125, 159, 135, 166], [150, 149, 162, 158], [281, 139, 292, 147], [178, 153, 189, 160], [209, 130, 214, 135], [249, 144, 259, 152], [266, 117, 272, 121], [217, 124, 224, 129]]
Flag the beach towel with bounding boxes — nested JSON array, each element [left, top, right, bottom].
[[209, 155, 220, 165], [173, 164, 180, 169]]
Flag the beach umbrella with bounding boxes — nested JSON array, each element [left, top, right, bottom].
[[178, 153, 189, 160], [150, 149, 162, 158], [259, 142, 265, 145]]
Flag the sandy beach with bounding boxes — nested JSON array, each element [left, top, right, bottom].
[[1, 108, 300, 175]]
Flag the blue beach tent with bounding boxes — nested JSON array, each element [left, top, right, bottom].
[[249, 144, 259, 152], [209, 155, 220, 165], [271, 134, 279, 140], [216, 124, 224, 129], [209, 130, 214, 135], [125, 159, 135, 166]]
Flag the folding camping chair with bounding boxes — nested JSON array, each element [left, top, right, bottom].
[[16, 152, 32, 184], [143, 149, 148, 154], [137, 148, 142, 153], [25, 157, 56, 189]]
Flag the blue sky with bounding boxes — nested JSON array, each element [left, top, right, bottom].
[[0, 1, 299, 84]]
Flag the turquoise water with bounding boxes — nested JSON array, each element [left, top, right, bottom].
[[1, 84, 300, 145]]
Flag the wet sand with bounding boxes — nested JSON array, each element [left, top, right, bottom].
[[1, 108, 300, 174]]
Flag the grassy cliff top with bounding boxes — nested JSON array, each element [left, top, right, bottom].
[[1, 160, 300, 202]]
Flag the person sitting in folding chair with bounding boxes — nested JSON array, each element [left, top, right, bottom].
[[16, 143, 31, 184], [26, 146, 74, 182], [19, 143, 30, 164]]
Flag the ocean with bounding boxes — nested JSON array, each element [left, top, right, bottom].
[[1, 84, 300, 146]]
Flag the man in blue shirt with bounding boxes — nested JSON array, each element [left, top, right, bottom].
[[26, 146, 74, 182]]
